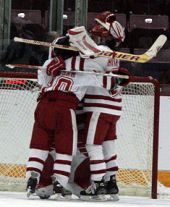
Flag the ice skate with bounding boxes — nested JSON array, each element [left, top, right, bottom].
[[53, 180, 72, 200], [80, 180, 107, 201], [106, 175, 119, 201], [26, 172, 38, 198]]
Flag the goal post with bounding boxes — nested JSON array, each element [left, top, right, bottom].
[[0, 69, 165, 198]]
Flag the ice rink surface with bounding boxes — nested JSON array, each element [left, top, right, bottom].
[[0, 192, 170, 207]]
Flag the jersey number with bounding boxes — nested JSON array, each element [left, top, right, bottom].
[[54, 77, 73, 91]]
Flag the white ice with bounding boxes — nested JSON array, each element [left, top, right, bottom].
[[0, 192, 170, 207]]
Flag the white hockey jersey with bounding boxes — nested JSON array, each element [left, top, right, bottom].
[[64, 54, 123, 116], [42, 72, 102, 101]]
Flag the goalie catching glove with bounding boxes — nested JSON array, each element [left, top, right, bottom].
[[68, 26, 101, 58]]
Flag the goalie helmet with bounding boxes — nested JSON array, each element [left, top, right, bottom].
[[95, 11, 117, 25], [91, 11, 125, 47]]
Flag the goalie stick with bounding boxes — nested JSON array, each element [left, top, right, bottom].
[[14, 34, 167, 63], [6, 64, 129, 79]]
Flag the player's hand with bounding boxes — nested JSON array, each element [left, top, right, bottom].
[[43, 56, 65, 76], [110, 51, 116, 58], [112, 67, 131, 86]]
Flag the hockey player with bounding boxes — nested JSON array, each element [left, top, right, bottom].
[[26, 35, 79, 198], [25, 55, 79, 197]]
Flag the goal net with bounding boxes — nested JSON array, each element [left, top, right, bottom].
[[0, 70, 168, 198]]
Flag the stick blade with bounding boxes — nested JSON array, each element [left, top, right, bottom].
[[6, 64, 15, 69], [144, 34, 167, 59], [14, 37, 22, 43]]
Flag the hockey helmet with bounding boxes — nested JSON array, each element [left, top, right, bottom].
[[91, 11, 125, 46], [95, 11, 117, 25]]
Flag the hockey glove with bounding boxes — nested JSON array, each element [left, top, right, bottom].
[[44, 56, 65, 77], [112, 67, 131, 86]]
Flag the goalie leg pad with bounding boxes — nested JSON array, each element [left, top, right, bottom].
[[86, 144, 106, 181]]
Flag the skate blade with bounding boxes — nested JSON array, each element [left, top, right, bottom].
[[27, 189, 34, 198], [52, 193, 75, 201], [27, 191, 31, 198], [80, 195, 108, 201], [50, 194, 79, 201], [79, 195, 94, 201], [108, 194, 119, 201], [52, 193, 63, 200], [62, 194, 72, 200]]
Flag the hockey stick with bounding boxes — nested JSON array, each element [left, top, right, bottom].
[[14, 35, 167, 63], [61, 70, 129, 79], [6, 64, 41, 70], [5, 63, 129, 79]]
